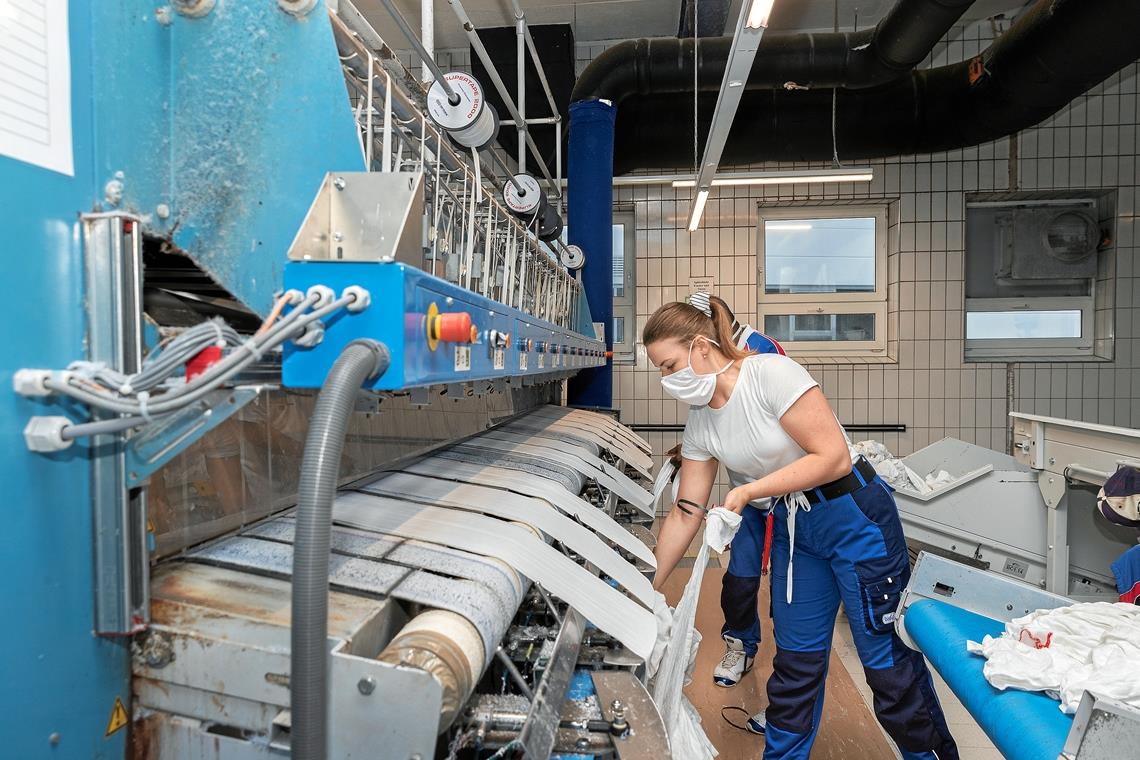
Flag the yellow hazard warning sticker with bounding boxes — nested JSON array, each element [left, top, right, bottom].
[[105, 697, 128, 737]]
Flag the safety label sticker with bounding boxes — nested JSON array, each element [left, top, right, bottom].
[[454, 345, 471, 371], [105, 697, 128, 737], [519, 353, 528, 371], [493, 348, 505, 370], [538, 355, 545, 369]]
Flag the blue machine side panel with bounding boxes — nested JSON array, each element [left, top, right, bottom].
[[168, 1, 365, 316], [93, 0, 365, 318], [282, 263, 605, 390], [0, 4, 130, 758]]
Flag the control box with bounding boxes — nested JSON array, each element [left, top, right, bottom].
[[282, 261, 606, 390]]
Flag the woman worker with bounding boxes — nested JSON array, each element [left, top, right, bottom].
[[645, 298, 959, 760], [668, 294, 786, 698]]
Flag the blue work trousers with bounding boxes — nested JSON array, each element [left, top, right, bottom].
[[721, 503, 769, 656], [763, 474, 959, 760]]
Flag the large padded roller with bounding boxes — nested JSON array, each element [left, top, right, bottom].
[[403, 458, 656, 568], [903, 599, 1072, 760], [333, 492, 657, 660], [453, 438, 654, 515], [245, 518, 525, 604], [189, 534, 515, 665], [361, 473, 652, 607]]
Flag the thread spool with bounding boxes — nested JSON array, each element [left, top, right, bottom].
[[538, 204, 564, 242], [503, 173, 545, 219], [427, 72, 499, 150]]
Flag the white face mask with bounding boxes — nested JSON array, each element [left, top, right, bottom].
[[660, 337, 734, 406]]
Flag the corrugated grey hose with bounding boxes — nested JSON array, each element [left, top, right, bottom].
[[291, 339, 389, 760]]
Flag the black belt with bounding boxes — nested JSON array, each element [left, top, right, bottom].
[[803, 457, 878, 505]]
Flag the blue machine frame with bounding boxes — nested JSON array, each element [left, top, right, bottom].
[[283, 262, 604, 390]]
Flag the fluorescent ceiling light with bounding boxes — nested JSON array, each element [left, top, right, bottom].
[[688, 0, 774, 230], [673, 168, 875, 187], [688, 190, 710, 232], [746, 0, 776, 29], [767, 223, 813, 231]]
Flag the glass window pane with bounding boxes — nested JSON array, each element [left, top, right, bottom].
[[764, 217, 875, 294], [612, 223, 625, 298], [966, 310, 1082, 339], [613, 316, 625, 344], [764, 313, 876, 342]]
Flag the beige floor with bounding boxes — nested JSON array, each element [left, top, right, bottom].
[[661, 555, 1000, 758]]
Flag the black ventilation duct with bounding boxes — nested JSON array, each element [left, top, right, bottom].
[[574, 0, 1140, 174], [574, 0, 977, 103]]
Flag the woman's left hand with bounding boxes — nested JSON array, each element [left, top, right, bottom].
[[722, 484, 758, 514]]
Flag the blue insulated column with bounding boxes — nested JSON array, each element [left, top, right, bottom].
[[567, 99, 617, 408]]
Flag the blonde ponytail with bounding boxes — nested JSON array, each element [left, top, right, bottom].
[[643, 300, 748, 361]]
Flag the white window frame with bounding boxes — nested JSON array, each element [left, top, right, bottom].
[[612, 209, 636, 363], [963, 296, 1095, 361], [757, 204, 889, 358]]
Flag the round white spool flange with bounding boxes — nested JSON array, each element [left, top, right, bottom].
[[560, 244, 586, 270], [426, 72, 496, 149], [503, 174, 544, 216]]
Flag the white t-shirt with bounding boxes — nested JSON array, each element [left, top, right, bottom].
[[681, 354, 821, 487]]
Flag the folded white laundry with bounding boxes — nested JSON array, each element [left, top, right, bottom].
[[966, 602, 1140, 713]]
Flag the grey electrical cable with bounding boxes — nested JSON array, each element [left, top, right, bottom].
[[44, 293, 352, 416], [76, 319, 242, 393], [60, 415, 149, 441], [291, 339, 390, 760]]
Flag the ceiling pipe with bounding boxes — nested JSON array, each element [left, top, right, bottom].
[[573, 0, 977, 104], [607, 0, 1140, 172]]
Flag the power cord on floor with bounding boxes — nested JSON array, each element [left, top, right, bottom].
[[721, 705, 755, 732]]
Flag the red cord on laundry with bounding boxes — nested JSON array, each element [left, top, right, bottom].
[[1018, 630, 1054, 649]]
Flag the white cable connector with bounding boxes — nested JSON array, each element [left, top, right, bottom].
[[13, 369, 54, 397], [24, 416, 74, 452], [282, 288, 306, 306], [306, 285, 336, 310], [293, 323, 326, 349], [342, 286, 372, 313]]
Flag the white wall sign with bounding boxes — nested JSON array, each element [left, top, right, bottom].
[[689, 276, 716, 295]]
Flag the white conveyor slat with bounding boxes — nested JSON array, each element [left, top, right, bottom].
[[333, 492, 657, 661], [484, 429, 653, 481], [502, 418, 654, 474], [361, 472, 653, 607], [454, 438, 654, 516], [403, 458, 656, 568], [533, 406, 652, 454]]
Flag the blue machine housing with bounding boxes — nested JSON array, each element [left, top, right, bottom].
[[283, 262, 606, 390]]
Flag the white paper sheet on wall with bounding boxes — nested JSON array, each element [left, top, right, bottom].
[[0, 0, 73, 176]]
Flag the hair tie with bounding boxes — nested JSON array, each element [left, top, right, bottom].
[[687, 291, 713, 318]]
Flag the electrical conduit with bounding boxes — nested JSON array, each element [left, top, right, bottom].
[[290, 339, 390, 760]]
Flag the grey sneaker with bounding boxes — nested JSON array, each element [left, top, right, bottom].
[[747, 709, 766, 735], [713, 635, 754, 687]]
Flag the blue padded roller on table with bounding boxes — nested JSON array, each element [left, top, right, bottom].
[[904, 599, 1073, 760]]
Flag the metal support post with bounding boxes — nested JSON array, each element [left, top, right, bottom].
[[82, 212, 150, 635]]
